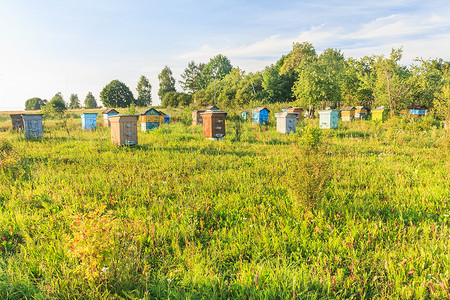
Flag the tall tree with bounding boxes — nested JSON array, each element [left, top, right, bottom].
[[47, 92, 67, 114], [100, 80, 135, 108], [84, 92, 98, 109], [262, 63, 292, 103], [136, 75, 152, 107], [293, 48, 345, 112], [69, 94, 81, 109], [158, 66, 176, 101], [372, 48, 411, 114], [25, 97, 46, 111], [180, 61, 205, 94], [201, 54, 233, 88]]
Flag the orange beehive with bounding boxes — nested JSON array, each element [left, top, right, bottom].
[[109, 115, 139, 146], [286, 107, 303, 122]]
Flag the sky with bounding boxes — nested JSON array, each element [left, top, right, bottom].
[[1, 0, 450, 110]]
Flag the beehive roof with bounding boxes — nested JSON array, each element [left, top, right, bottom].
[[341, 106, 356, 111], [140, 108, 163, 115], [355, 106, 367, 110], [205, 104, 219, 110], [252, 107, 270, 112], [103, 108, 119, 114], [410, 105, 427, 110]]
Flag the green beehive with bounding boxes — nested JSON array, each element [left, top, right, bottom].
[[372, 106, 390, 122]]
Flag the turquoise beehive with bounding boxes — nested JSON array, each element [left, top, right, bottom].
[[81, 113, 98, 130], [318, 110, 340, 129]]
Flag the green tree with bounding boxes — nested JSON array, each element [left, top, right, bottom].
[[84, 92, 98, 109], [161, 91, 179, 107], [69, 94, 81, 109], [100, 80, 135, 108], [136, 75, 152, 107], [293, 48, 345, 112], [372, 48, 411, 114], [262, 63, 292, 103], [158, 66, 176, 101], [25, 97, 46, 110], [47, 92, 67, 114], [201, 54, 233, 88], [280, 41, 316, 75], [180, 61, 205, 94]]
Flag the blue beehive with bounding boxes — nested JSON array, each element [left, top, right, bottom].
[[164, 114, 170, 124], [252, 107, 270, 124], [140, 108, 163, 131], [318, 109, 340, 129], [81, 113, 98, 130], [23, 114, 43, 138], [409, 105, 427, 117]]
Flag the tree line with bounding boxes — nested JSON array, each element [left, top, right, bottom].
[[24, 76, 153, 112], [25, 41, 450, 121]]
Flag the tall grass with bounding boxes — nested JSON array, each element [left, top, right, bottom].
[[0, 114, 448, 299]]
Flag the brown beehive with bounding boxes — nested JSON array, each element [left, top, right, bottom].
[[102, 108, 119, 127], [192, 110, 206, 126], [109, 115, 139, 146], [10, 114, 24, 131], [286, 107, 303, 122], [200, 111, 228, 139]]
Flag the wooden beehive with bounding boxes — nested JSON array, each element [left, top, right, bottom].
[[372, 106, 389, 122], [192, 110, 206, 126], [252, 107, 270, 124], [341, 106, 356, 121], [81, 113, 98, 130], [318, 110, 340, 129], [22, 114, 43, 138], [140, 108, 163, 131], [109, 115, 139, 146], [275, 112, 298, 134], [200, 111, 228, 139], [102, 108, 119, 127], [286, 107, 303, 122], [281, 105, 292, 112], [409, 105, 427, 117], [10, 114, 24, 131]]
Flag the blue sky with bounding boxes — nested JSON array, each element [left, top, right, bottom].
[[1, 0, 450, 110]]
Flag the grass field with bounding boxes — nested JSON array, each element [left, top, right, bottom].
[[0, 111, 449, 299]]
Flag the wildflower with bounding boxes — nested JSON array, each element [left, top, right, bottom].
[[101, 267, 109, 273]]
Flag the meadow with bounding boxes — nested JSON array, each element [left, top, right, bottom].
[[0, 109, 448, 299]]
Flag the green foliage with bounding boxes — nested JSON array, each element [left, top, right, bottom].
[[126, 103, 136, 115], [158, 66, 176, 101], [100, 80, 135, 108], [43, 92, 67, 117], [84, 92, 98, 109], [136, 75, 152, 107], [180, 61, 205, 94], [25, 97, 46, 111], [201, 54, 233, 88], [69, 94, 81, 109]]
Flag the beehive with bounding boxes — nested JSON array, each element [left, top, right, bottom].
[[354, 106, 368, 119], [281, 105, 292, 112], [164, 114, 170, 124], [409, 105, 427, 117], [102, 108, 119, 127], [318, 110, 340, 129], [192, 110, 206, 126], [341, 106, 356, 121], [10, 114, 24, 131], [252, 107, 270, 124], [140, 108, 163, 131], [241, 111, 250, 121], [22, 114, 43, 138], [81, 113, 98, 130], [286, 107, 303, 122], [372, 106, 389, 122], [200, 111, 228, 139], [109, 115, 139, 146], [275, 112, 298, 134]]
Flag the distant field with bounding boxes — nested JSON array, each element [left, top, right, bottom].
[[0, 113, 448, 299]]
